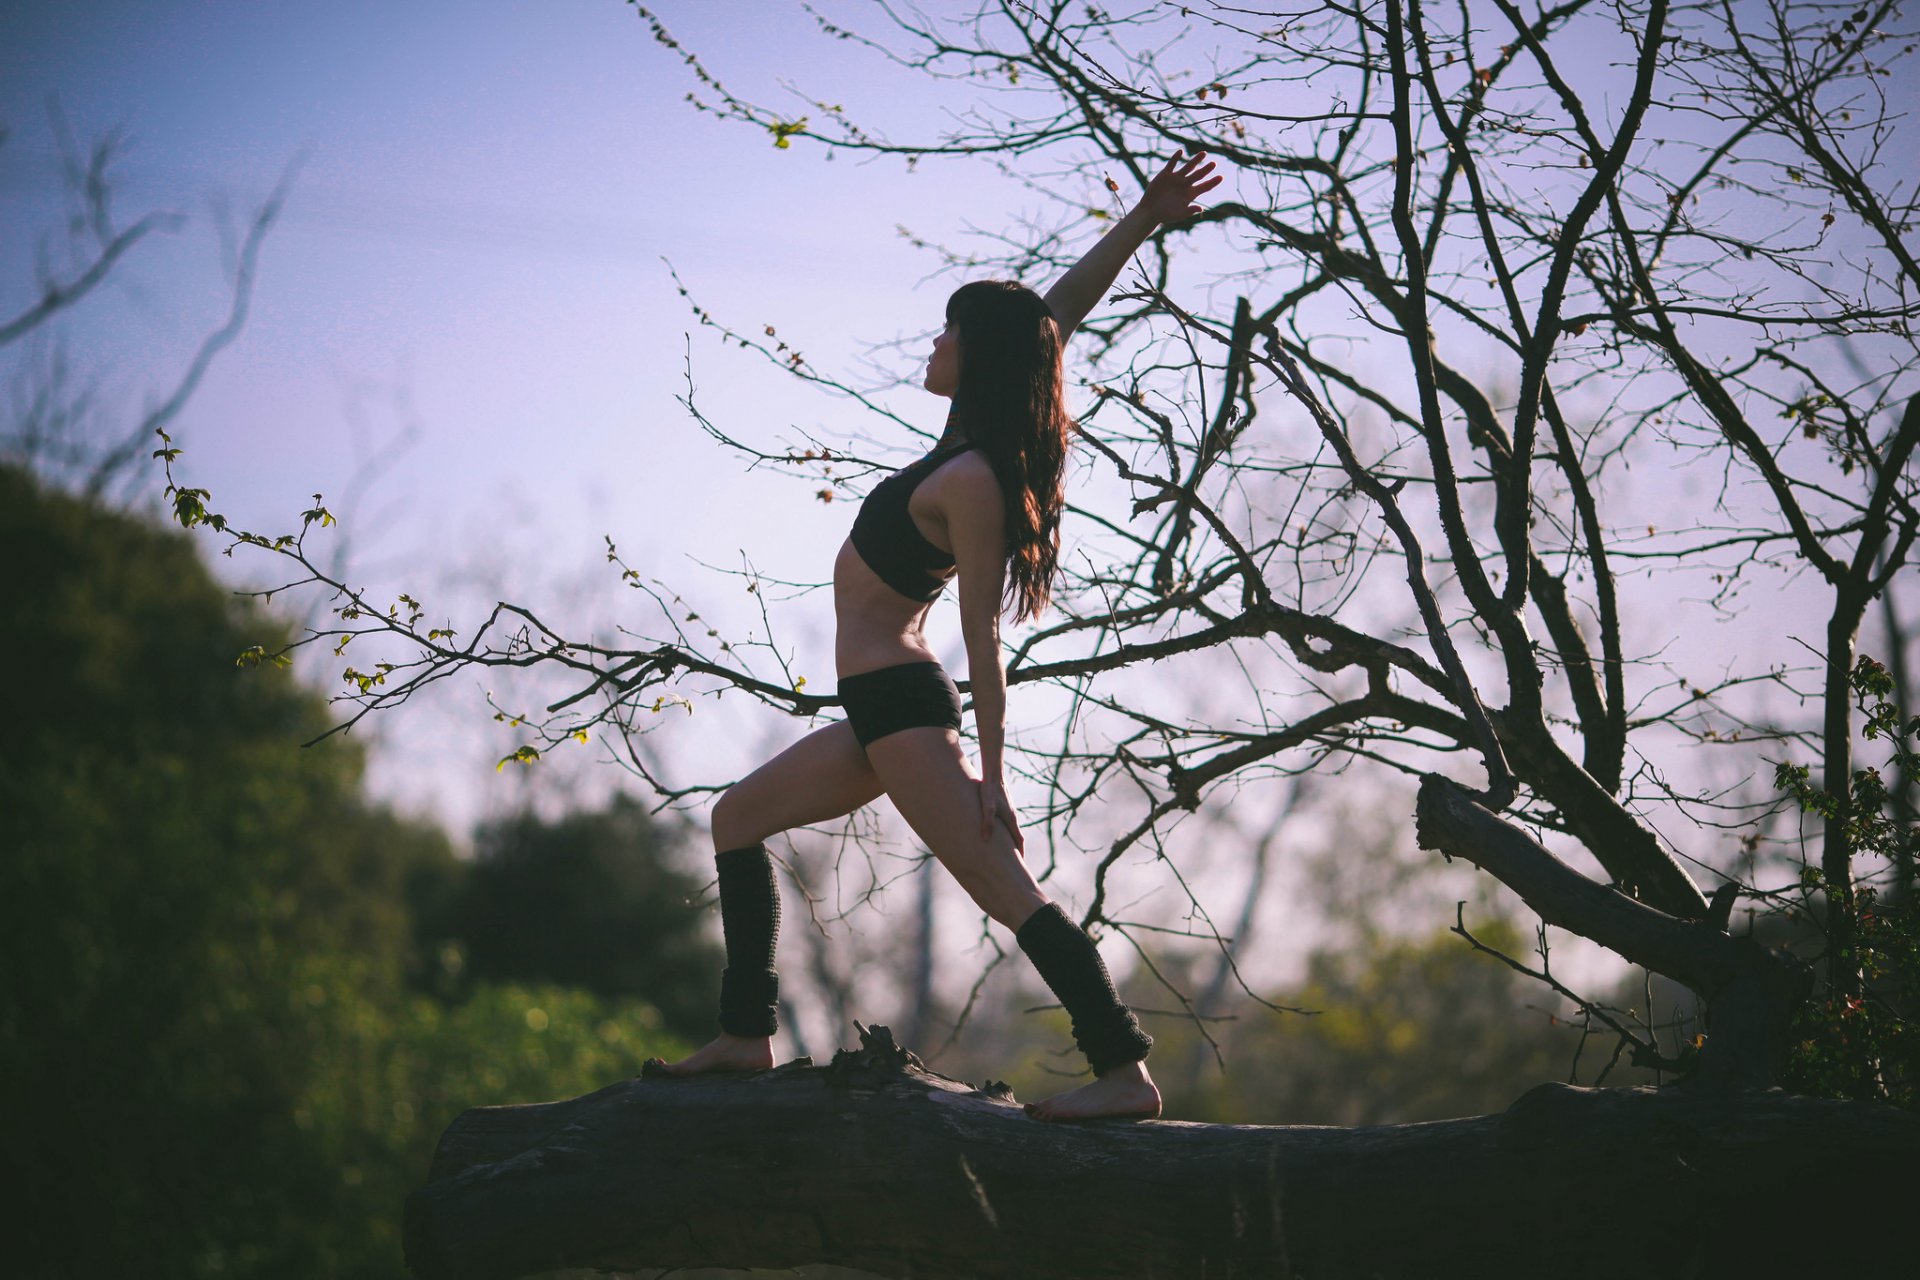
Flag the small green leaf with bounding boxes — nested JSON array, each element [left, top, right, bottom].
[[496, 744, 543, 771]]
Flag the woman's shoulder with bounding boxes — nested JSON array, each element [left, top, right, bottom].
[[928, 447, 1003, 521], [937, 446, 999, 490], [928, 415, 996, 490]]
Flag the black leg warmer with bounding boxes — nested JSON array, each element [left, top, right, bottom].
[[1016, 902, 1153, 1076], [715, 844, 780, 1037]]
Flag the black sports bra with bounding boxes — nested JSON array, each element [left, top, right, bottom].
[[849, 438, 975, 602]]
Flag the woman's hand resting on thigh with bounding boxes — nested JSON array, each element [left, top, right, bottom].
[[978, 777, 1026, 854]]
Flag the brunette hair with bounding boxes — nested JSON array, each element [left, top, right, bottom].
[[944, 279, 1071, 622]]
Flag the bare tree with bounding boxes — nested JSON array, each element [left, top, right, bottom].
[[165, 0, 1920, 1111]]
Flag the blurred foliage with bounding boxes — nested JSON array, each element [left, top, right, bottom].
[[442, 799, 723, 1041], [0, 465, 694, 1279], [1146, 917, 1655, 1127]]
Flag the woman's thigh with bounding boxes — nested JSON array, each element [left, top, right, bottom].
[[863, 727, 1048, 932], [711, 720, 886, 849]]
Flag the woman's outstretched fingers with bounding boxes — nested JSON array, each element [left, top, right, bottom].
[[1140, 150, 1224, 225]]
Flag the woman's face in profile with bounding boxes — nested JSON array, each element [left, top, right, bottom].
[[925, 320, 961, 398]]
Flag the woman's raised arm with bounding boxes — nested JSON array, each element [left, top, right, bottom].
[[1042, 151, 1222, 345]]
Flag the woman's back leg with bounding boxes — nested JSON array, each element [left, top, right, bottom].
[[864, 726, 1160, 1121]]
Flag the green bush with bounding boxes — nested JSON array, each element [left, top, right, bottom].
[[0, 467, 692, 1278]]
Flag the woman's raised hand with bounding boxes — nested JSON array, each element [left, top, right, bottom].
[[1135, 151, 1224, 227]]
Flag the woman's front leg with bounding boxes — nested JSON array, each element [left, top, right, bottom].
[[861, 726, 1046, 931]]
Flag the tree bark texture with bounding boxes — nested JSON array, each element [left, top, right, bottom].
[[404, 1026, 1916, 1280]]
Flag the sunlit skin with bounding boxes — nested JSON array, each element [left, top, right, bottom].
[[649, 153, 1223, 1122]]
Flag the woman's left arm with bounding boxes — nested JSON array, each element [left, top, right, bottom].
[[946, 460, 1024, 851], [1043, 151, 1223, 345]]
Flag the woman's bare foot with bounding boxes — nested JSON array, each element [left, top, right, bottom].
[[644, 1032, 774, 1077], [1024, 1059, 1161, 1122]]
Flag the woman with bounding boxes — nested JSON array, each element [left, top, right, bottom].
[[647, 152, 1223, 1122]]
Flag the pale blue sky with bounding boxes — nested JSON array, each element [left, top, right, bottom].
[[1, 0, 990, 533]]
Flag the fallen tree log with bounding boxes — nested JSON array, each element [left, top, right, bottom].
[[404, 1024, 1917, 1279]]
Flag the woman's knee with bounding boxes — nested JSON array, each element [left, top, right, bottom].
[[710, 786, 765, 851]]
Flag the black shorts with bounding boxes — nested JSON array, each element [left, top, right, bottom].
[[838, 660, 964, 748]]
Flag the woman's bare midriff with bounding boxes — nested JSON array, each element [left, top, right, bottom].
[[832, 536, 954, 676], [834, 444, 975, 677]]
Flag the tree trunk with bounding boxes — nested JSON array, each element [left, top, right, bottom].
[[404, 1025, 1916, 1280]]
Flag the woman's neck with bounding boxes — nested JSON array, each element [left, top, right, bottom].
[[936, 409, 970, 450]]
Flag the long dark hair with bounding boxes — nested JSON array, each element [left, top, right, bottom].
[[944, 279, 1071, 622]]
